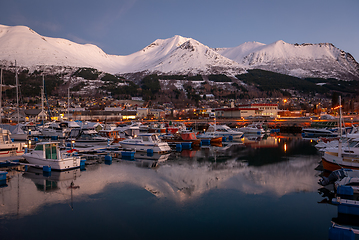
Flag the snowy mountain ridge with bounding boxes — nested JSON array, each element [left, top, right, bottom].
[[0, 24, 358, 80]]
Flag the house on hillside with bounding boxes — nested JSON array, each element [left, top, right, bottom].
[[24, 109, 48, 122], [148, 109, 165, 120], [137, 108, 149, 119], [8, 111, 26, 122]]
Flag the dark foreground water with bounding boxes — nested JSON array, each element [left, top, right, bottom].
[[0, 135, 346, 239]]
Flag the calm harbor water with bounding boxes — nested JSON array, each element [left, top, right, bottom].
[[0, 134, 342, 239]]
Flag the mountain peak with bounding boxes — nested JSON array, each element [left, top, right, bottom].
[[0, 24, 357, 80]]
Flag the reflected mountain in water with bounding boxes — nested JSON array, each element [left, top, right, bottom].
[[0, 142, 321, 218]]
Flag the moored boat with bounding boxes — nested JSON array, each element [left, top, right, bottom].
[[302, 128, 338, 138], [23, 142, 82, 170], [119, 133, 171, 153], [321, 137, 359, 172], [205, 124, 243, 141], [67, 128, 113, 147], [238, 122, 265, 135], [161, 132, 202, 147], [196, 132, 223, 146], [0, 128, 25, 160]]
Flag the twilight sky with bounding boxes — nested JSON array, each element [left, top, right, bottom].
[[1, 0, 358, 60]]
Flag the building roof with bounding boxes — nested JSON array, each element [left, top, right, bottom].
[[239, 104, 278, 107], [24, 109, 43, 116], [215, 107, 259, 111]]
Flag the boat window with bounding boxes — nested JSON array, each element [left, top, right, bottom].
[[79, 134, 91, 140], [34, 144, 43, 151], [51, 144, 57, 159], [3, 134, 10, 143], [142, 136, 150, 142], [151, 135, 158, 142], [347, 182, 359, 186], [45, 145, 51, 159], [347, 141, 359, 148]]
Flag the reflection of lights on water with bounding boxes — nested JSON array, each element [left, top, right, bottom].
[[284, 143, 287, 152], [278, 138, 281, 143]]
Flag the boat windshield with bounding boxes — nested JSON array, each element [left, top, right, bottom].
[[151, 135, 160, 142], [347, 140, 359, 148], [34, 144, 43, 151], [3, 134, 10, 143], [45, 143, 58, 160]]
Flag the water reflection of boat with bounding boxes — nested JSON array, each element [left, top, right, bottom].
[[22, 167, 81, 192], [196, 132, 223, 146], [242, 135, 278, 148], [161, 132, 202, 147], [133, 152, 170, 162]]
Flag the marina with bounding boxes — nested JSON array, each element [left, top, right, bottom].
[[0, 125, 356, 239]]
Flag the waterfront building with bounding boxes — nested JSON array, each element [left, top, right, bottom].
[[137, 108, 149, 119], [238, 104, 278, 117], [215, 107, 258, 118]]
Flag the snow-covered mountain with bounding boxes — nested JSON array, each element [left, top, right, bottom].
[[216, 40, 359, 80], [123, 35, 244, 75], [0, 24, 358, 80], [0, 25, 244, 76], [0, 24, 126, 73]]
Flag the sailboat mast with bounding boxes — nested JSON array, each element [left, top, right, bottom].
[[339, 96, 342, 137], [338, 96, 342, 158], [15, 61, 19, 124], [0, 68, 2, 124], [42, 75, 44, 123], [68, 87, 70, 120]]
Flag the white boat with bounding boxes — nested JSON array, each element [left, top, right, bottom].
[[22, 122, 42, 137], [322, 137, 359, 171], [10, 124, 28, 141], [205, 124, 243, 141], [0, 128, 25, 160], [67, 128, 113, 147], [41, 122, 67, 138], [335, 169, 359, 194], [238, 122, 265, 135], [114, 123, 140, 139], [302, 128, 337, 138], [23, 142, 81, 170], [119, 133, 171, 153], [321, 96, 359, 172]]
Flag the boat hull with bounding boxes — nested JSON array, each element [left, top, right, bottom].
[[119, 142, 171, 153], [67, 139, 112, 147], [23, 153, 81, 170], [322, 152, 359, 172]]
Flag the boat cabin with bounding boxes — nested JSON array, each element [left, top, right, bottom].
[[33, 142, 60, 160], [68, 129, 100, 140], [136, 133, 161, 142], [0, 128, 12, 144]]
